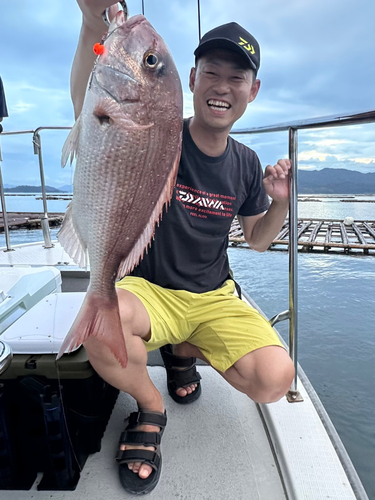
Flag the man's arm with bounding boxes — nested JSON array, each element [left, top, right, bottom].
[[71, 1, 119, 119], [238, 159, 291, 252]]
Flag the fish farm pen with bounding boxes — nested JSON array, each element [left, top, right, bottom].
[[229, 217, 375, 255], [1, 212, 375, 255], [0, 212, 64, 230]]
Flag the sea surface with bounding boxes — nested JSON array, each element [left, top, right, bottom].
[[1, 194, 375, 498]]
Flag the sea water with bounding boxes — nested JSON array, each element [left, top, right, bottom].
[[228, 248, 375, 498], [1, 194, 375, 498]]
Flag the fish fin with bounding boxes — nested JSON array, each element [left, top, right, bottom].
[[117, 146, 181, 278], [57, 203, 87, 267], [57, 291, 128, 369], [61, 116, 81, 167]]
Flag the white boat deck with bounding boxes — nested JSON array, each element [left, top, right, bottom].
[[0, 241, 369, 499], [0, 241, 76, 268], [2, 367, 285, 500]]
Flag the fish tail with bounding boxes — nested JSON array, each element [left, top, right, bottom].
[[57, 291, 128, 369]]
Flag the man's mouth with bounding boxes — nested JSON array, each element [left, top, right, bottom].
[[207, 99, 231, 111]]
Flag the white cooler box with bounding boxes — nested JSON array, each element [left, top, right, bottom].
[[0, 266, 62, 334], [0, 291, 118, 493], [1, 292, 85, 354]]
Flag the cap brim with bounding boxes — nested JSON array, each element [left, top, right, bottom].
[[194, 38, 257, 71]]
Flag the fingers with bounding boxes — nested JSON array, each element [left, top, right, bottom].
[[264, 159, 291, 181], [77, 1, 119, 25]]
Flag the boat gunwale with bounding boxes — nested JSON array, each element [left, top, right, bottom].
[[242, 289, 369, 500]]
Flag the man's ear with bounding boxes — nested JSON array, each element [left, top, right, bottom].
[[248, 79, 261, 103], [189, 67, 196, 93]]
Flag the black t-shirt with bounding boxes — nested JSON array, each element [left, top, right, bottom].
[[131, 119, 269, 293]]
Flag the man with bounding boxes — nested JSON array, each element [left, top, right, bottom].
[[71, 1, 295, 495]]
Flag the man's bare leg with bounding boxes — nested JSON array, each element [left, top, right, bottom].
[[175, 342, 295, 403], [84, 288, 163, 480]]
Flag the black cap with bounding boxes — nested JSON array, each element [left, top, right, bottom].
[[194, 22, 260, 74]]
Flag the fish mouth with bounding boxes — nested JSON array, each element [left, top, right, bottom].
[[93, 75, 140, 105], [98, 64, 138, 85], [92, 64, 141, 105], [207, 99, 231, 111]]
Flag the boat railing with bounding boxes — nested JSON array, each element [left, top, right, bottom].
[[1, 110, 375, 399], [231, 108, 375, 400], [0, 126, 71, 251]]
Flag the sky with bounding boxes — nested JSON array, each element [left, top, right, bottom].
[[0, 0, 374, 188]]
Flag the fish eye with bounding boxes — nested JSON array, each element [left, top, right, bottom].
[[143, 51, 160, 69]]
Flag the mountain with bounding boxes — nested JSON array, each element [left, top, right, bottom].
[[4, 185, 64, 193], [298, 168, 375, 194], [3, 169, 375, 195], [59, 184, 73, 193]]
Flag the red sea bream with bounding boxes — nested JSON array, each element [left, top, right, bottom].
[[57, 12, 183, 367]]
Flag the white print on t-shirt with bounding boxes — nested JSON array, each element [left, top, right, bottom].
[[176, 184, 235, 219]]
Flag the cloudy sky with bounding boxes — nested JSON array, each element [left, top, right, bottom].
[[0, 0, 374, 188]]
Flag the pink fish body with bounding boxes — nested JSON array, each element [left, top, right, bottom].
[[57, 13, 183, 367]]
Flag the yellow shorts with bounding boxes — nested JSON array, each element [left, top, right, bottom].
[[115, 277, 284, 373]]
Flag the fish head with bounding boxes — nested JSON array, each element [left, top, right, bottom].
[[87, 13, 183, 130]]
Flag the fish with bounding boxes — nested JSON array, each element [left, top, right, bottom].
[[57, 11, 183, 368]]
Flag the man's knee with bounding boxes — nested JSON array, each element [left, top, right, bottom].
[[251, 359, 295, 403], [236, 347, 295, 404], [116, 288, 151, 338]]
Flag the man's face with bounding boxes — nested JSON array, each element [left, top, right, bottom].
[[189, 49, 260, 133]]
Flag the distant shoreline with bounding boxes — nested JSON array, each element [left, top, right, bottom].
[[4, 193, 375, 201], [5, 193, 72, 197]]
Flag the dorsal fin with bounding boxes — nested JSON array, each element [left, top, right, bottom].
[[116, 145, 180, 278]]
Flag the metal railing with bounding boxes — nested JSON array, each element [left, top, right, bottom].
[[0, 126, 71, 251], [232, 108, 375, 401], [1, 111, 375, 398]]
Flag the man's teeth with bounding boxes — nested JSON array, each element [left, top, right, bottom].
[[208, 100, 230, 110]]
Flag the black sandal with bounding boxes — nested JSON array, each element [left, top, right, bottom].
[[116, 409, 167, 495], [159, 344, 202, 405]]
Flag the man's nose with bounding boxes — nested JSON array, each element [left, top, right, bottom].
[[212, 77, 230, 94]]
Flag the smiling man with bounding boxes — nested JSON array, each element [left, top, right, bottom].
[[70, 2, 295, 495]]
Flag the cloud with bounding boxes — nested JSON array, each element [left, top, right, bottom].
[[303, 139, 350, 147], [1, 0, 374, 186], [12, 102, 36, 114]]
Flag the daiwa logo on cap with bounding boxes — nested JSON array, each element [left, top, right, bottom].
[[239, 37, 255, 54]]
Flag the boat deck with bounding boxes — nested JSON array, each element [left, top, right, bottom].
[[0, 240, 75, 267], [0, 241, 368, 499], [1, 367, 285, 500]]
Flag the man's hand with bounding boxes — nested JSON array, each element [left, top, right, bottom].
[[263, 159, 291, 203], [77, 1, 119, 28], [71, 1, 121, 119]]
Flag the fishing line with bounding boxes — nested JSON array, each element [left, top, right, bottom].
[[197, 0, 202, 41], [53, 294, 83, 474]]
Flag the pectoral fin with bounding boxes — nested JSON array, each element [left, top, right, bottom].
[[61, 115, 81, 167], [57, 203, 88, 268]]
